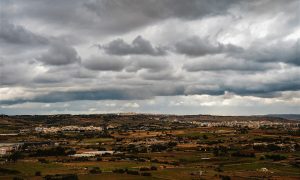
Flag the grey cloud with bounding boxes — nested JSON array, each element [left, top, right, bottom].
[[83, 55, 170, 73], [84, 0, 238, 21], [6, 0, 238, 36], [0, 89, 148, 105], [1, 0, 300, 114], [83, 56, 126, 71], [139, 70, 182, 81], [184, 85, 225, 96], [0, 84, 184, 105], [175, 36, 242, 57], [184, 80, 300, 98], [0, 61, 32, 85], [238, 40, 300, 65], [177, 36, 299, 67], [101, 36, 167, 56], [36, 42, 80, 66], [32, 63, 98, 85], [126, 57, 169, 72], [183, 55, 279, 72], [175, 37, 223, 56], [2, 69, 300, 105], [0, 20, 48, 45], [226, 82, 300, 97]]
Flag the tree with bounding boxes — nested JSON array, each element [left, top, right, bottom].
[[35, 171, 42, 176], [8, 152, 23, 162], [89, 167, 102, 174]]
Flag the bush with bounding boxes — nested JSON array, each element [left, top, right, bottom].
[[127, 170, 139, 175], [267, 144, 281, 151], [38, 158, 49, 163], [0, 167, 21, 175], [35, 147, 67, 157], [8, 152, 24, 162], [89, 167, 101, 174], [220, 175, 231, 180], [13, 177, 23, 180], [264, 154, 287, 161], [140, 167, 150, 171], [44, 174, 78, 180], [113, 168, 126, 174], [167, 142, 177, 147], [35, 171, 42, 176], [151, 159, 159, 163], [231, 151, 255, 158], [150, 166, 157, 170], [141, 172, 151, 176], [259, 156, 265, 160]]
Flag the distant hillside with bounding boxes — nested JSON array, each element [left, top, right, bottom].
[[266, 114, 300, 121]]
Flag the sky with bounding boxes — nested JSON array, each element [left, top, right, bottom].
[[0, 0, 299, 115]]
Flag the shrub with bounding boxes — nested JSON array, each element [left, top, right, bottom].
[[35, 171, 42, 176], [231, 151, 255, 158], [113, 168, 126, 174], [150, 166, 157, 170], [220, 175, 231, 180], [0, 167, 21, 175], [127, 170, 139, 175], [13, 177, 24, 180], [141, 172, 151, 176], [44, 174, 78, 180], [38, 158, 49, 163], [89, 167, 101, 174], [8, 152, 24, 162], [264, 154, 287, 161], [267, 144, 281, 151], [140, 167, 150, 171]]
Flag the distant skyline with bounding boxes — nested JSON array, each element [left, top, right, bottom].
[[1, 0, 299, 115]]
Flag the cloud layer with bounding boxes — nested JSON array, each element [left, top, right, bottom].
[[0, 0, 299, 115]]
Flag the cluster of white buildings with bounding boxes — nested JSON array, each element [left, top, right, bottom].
[[70, 151, 114, 157], [35, 126, 103, 133], [189, 120, 299, 128]]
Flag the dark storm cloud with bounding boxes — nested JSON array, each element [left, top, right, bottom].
[[83, 0, 239, 34], [182, 56, 279, 72], [175, 37, 223, 56], [101, 36, 166, 56], [176, 36, 299, 67], [0, 20, 48, 45], [4, 0, 239, 36], [2, 72, 300, 105], [184, 78, 300, 98], [0, 84, 185, 105], [0, 89, 148, 105], [84, 0, 238, 20], [225, 82, 300, 97], [175, 36, 242, 57], [238, 40, 300, 66], [36, 42, 81, 66]]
